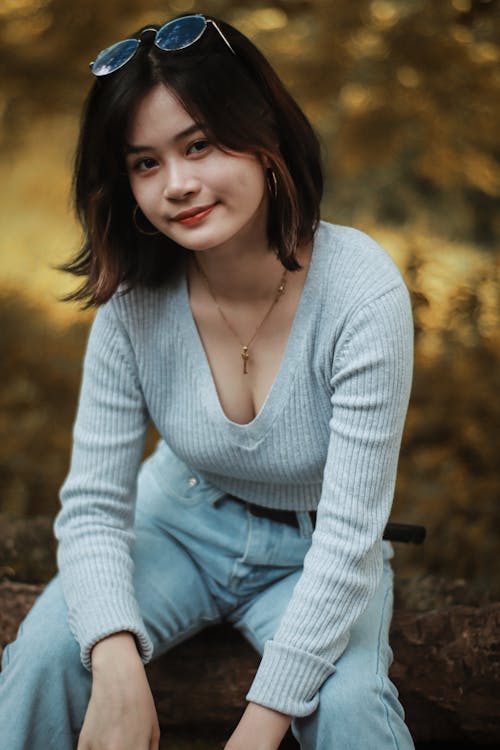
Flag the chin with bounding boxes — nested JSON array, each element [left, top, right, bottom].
[[172, 228, 238, 254]]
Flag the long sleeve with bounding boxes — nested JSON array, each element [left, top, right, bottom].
[[246, 281, 414, 715], [54, 300, 152, 671]]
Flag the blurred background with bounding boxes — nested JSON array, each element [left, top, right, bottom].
[[0, 0, 499, 594]]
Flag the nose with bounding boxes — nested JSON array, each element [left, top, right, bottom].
[[162, 161, 200, 201]]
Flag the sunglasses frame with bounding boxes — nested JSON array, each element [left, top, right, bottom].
[[90, 14, 235, 77]]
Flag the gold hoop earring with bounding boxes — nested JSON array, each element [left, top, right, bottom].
[[133, 204, 160, 236], [266, 169, 278, 200]]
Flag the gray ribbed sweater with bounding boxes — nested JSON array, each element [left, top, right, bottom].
[[54, 221, 413, 717]]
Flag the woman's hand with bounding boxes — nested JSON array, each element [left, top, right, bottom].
[[77, 632, 160, 750], [224, 702, 292, 750]]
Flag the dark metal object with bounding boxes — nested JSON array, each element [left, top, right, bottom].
[[383, 522, 426, 544]]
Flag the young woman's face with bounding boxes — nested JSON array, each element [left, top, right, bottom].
[[125, 84, 269, 255]]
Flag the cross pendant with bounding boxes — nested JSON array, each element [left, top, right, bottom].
[[241, 346, 249, 375]]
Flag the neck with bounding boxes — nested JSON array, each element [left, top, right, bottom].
[[189, 239, 285, 304]]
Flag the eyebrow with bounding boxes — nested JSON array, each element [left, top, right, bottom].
[[125, 123, 206, 155]]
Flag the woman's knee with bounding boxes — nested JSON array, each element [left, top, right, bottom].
[[294, 671, 412, 750], [0, 579, 91, 749], [4, 577, 85, 679], [322, 669, 401, 721]]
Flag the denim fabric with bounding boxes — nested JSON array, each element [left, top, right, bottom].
[[0, 443, 414, 749]]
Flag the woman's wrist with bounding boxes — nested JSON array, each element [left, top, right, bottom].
[[91, 631, 142, 672], [225, 702, 292, 749]]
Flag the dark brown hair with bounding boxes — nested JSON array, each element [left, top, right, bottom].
[[63, 15, 323, 307]]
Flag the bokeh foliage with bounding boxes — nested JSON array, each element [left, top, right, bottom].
[[1, 0, 499, 593], [1, 0, 499, 244]]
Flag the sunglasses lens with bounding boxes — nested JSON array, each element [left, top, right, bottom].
[[155, 15, 206, 51], [92, 39, 140, 76]]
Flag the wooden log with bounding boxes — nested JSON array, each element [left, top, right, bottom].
[[391, 604, 500, 744], [1, 579, 499, 744]]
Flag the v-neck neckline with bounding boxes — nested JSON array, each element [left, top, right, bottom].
[[174, 223, 325, 442]]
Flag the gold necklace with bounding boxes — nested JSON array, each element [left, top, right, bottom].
[[195, 259, 287, 375]]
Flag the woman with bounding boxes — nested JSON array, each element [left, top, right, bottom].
[[0, 13, 415, 750]]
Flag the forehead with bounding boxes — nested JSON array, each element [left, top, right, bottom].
[[127, 84, 197, 144]]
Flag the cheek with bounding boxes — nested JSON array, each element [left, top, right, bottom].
[[214, 153, 266, 198], [129, 176, 155, 210], [231, 166, 267, 202]]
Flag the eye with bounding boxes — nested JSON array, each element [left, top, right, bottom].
[[131, 156, 158, 172], [187, 139, 210, 155]]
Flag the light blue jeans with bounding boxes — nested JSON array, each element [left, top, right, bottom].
[[0, 442, 415, 749]]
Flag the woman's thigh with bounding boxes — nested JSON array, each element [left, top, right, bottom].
[[230, 548, 414, 749], [0, 456, 225, 748], [0, 477, 221, 665], [0, 576, 90, 749], [132, 508, 222, 655]]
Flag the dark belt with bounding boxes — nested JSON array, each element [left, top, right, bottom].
[[244, 501, 315, 528], [235, 499, 425, 544]]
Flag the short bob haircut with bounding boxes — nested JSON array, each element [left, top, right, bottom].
[[63, 14, 323, 307]]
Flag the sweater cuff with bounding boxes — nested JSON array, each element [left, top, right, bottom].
[[246, 640, 336, 717], [68, 594, 154, 671]]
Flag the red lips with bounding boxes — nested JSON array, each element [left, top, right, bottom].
[[171, 204, 216, 225]]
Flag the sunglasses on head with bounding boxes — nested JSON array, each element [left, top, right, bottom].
[[90, 14, 235, 77]]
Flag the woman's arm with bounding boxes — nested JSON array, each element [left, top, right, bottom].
[[246, 280, 414, 717], [78, 632, 160, 750], [56, 301, 157, 747], [224, 703, 291, 750], [54, 299, 152, 671]]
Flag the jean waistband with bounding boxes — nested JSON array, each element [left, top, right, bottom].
[[226, 496, 426, 544]]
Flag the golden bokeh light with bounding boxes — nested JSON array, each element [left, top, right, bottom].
[[246, 7, 288, 32], [338, 83, 373, 112], [451, 0, 472, 12], [1, 1, 499, 595], [370, 0, 400, 27], [169, 0, 195, 13], [348, 29, 389, 60], [396, 66, 421, 89], [0, 0, 48, 16], [469, 41, 500, 64]]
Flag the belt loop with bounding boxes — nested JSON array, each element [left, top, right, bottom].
[[296, 511, 315, 537]]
